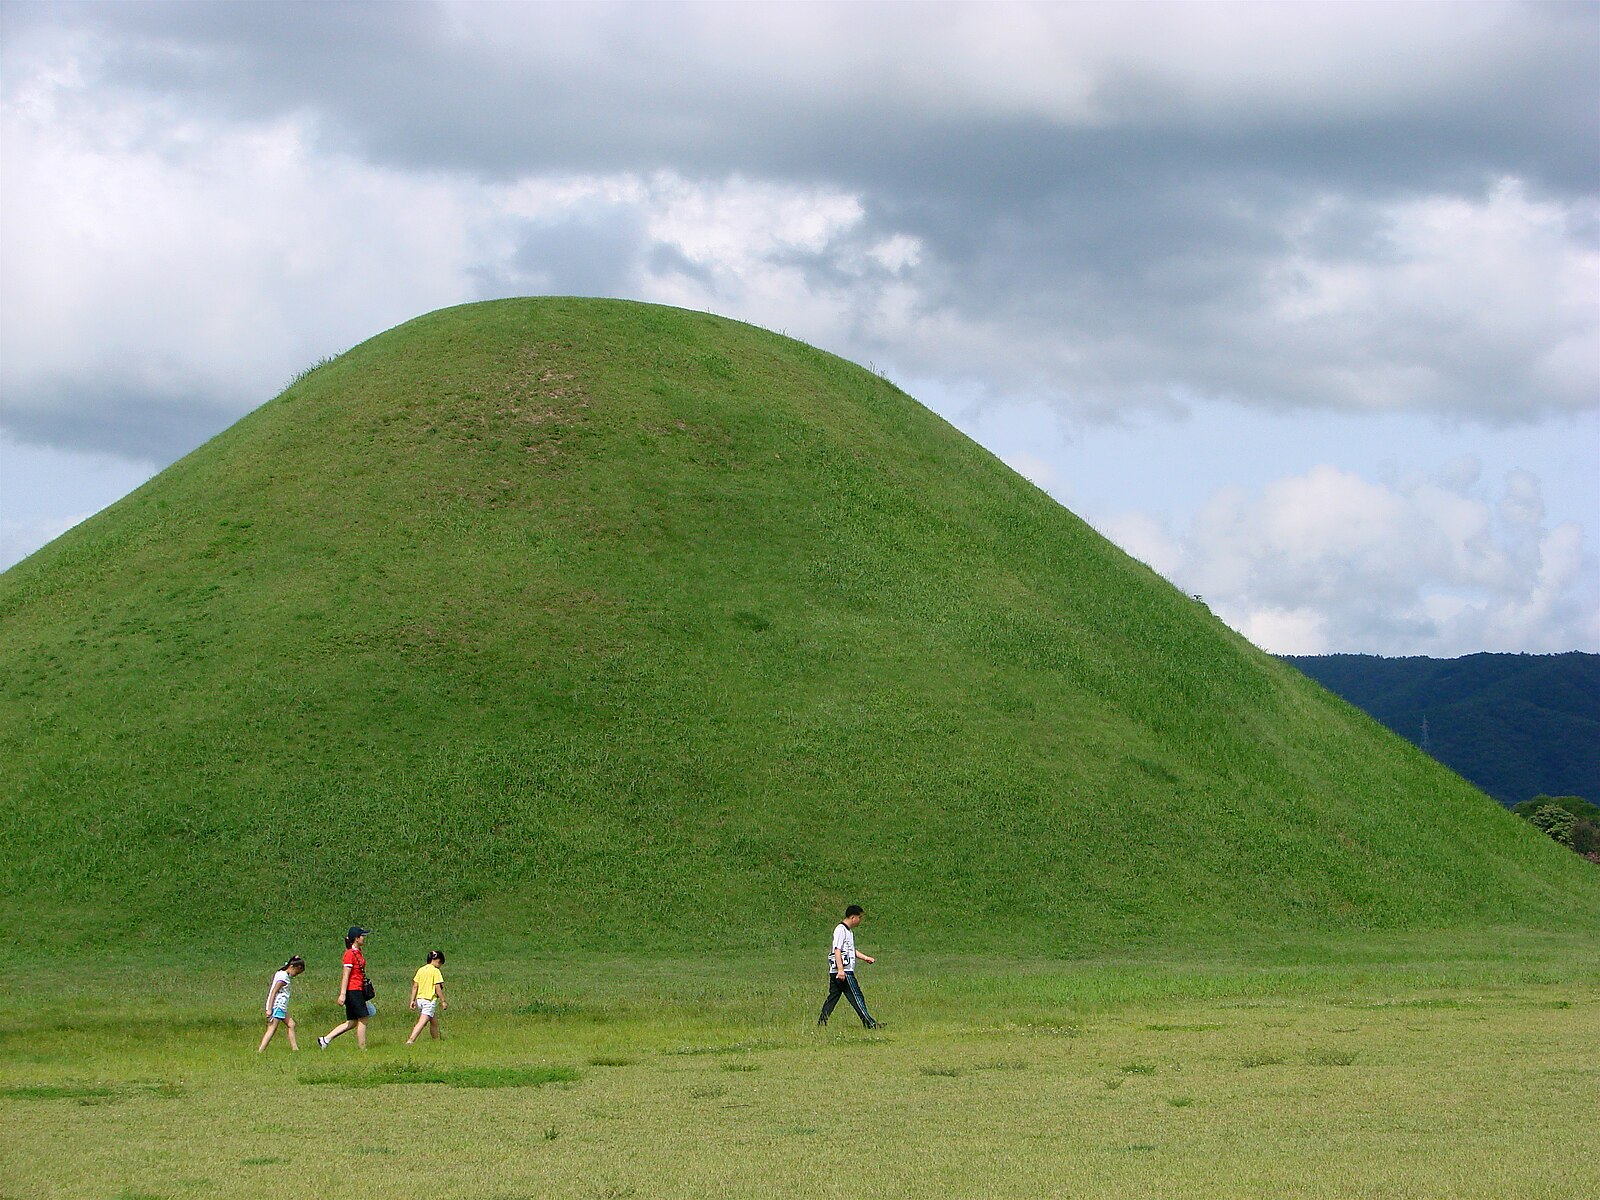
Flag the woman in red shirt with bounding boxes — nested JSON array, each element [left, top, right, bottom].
[[317, 927, 371, 1050]]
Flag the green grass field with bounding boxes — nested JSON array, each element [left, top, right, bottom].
[[4, 933, 1597, 1199], [5, 298, 1598, 1194]]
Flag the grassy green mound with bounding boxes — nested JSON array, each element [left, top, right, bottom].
[[2, 298, 1594, 958]]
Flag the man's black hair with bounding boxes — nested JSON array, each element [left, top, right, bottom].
[[844, 904, 864, 918]]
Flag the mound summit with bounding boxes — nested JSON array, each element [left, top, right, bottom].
[[3, 298, 1594, 957]]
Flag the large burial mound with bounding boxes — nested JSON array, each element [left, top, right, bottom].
[[3, 299, 1595, 958]]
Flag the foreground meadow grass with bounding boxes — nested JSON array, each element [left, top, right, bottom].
[[3, 932, 1597, 1199]]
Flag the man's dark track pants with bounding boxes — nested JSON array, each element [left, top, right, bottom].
[[819, 972, 877, 1027]]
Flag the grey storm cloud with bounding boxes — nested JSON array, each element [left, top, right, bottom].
[[2, 377, 241, 464], [2, 0, 1597, 459], [17, 1, 1594, 193]]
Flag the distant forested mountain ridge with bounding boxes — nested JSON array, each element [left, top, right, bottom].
[[1282, 653, 1600, 807]]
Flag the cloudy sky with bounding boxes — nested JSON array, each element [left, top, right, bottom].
[[2, 0, 1597, 655]]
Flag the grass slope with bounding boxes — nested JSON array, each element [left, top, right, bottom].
[[1, 298, 1595, 958]]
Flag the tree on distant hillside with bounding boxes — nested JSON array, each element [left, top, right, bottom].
[[1570, 817, 1599, 860], [1511, 795, 1600, 823], [1527, 804, 1575, 847], [1511, 795, 1600, 866]]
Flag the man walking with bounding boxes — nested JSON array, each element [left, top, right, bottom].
[[818, 904, 879, 1028]]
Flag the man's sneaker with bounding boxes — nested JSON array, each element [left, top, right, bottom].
[[317, 1036, 329, 1049]]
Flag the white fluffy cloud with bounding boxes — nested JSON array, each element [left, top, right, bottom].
[[1254, 180, 1598, 418], [0, 81, 482, 457], [1100, 462, 1599, 655], [0, 62, 931, 456]]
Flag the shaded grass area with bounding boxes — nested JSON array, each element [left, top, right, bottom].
[[0, 1085, 120, 1101], [0, 1081, 186, 1105], [2, 942, 1598, 1198], [299, 1062, 578, 1089]]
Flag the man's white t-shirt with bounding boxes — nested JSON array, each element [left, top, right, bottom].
[[830, 923, 856, 973], [267, 969, 292, 1012]]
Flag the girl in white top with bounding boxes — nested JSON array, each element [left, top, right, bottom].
[[258, 955, 305, 1052]]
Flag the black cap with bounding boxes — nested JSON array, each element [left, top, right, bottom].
[[348, 926, 368, 940]]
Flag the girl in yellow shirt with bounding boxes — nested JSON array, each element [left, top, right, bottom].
[[405, 950, 447, 1045]]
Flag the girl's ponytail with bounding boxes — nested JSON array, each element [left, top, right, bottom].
[[283, 955, 306, 971]]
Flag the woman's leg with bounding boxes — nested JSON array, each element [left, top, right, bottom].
[[323, 1020, 353, 1043], [429, 1014, 441, 1040], [355, 1017, 368, 1049]]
